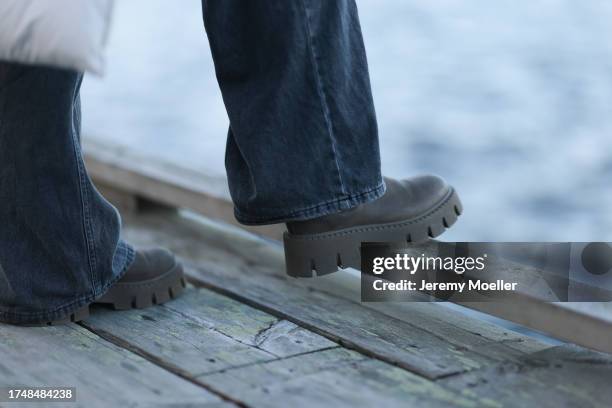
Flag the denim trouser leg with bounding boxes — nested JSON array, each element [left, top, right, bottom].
[[203, 0, 386, 225], [0, 63, 134, 324]]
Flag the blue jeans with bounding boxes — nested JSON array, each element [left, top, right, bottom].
[[0, 66, 135, 324], [0, 0, 383, 323]]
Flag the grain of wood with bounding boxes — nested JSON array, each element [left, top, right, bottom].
[[163, 287, 337, 357], [80, 286, 481, 407], [0, 323, 223, 408], [440, 345, 612, 408], [82, 287, 336, 377], [200, 348, 483, 408], [120, 210, 550, 379]]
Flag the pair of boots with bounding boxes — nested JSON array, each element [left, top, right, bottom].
[[48, 175, 461, 324]]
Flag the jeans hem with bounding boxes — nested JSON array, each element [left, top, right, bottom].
[[0, 245, 135, 325], [234, 179, 386, 225]]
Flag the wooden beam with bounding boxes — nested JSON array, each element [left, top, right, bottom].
[[83, 137, 285, 240]]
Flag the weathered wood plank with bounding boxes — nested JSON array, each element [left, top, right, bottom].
[[440, 345, 612, 408], [308, 272, 552, 355], [80, 286, 481, 407], [200, 348, 482, 408], [180, 265, 493, 378], [285, 266, 552, 355], [162, 287, 337, 358], [120, 210, 550, 379], [82, 287, 336, 377], [380, 241, 612, 354], [152, 215, 544, 357], [0, 323, 223, 408]]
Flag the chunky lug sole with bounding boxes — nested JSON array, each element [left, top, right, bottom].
[[95, 262, 186, 310], [283, 187, 462, 278], [25, 262, 186, 326]]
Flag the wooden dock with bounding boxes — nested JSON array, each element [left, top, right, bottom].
[[1, 139, 611, 407]]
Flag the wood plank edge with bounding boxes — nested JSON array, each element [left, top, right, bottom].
[[83, 137, 284, 240]]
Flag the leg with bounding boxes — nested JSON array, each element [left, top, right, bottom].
[[202, 1, 462, 277], [0, 63, 134, 324], [203, 0, 385, 225]]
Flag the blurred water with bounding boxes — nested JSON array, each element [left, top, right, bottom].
[[82, 0, 612, 241]]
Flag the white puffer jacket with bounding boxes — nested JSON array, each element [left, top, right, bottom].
[[0, 0, 114, 75]]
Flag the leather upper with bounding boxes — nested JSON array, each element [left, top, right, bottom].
[[286, 175, 451, 235], [118, 248, 177, 282]]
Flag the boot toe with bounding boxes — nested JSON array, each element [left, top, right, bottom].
[[410, 174, 451, 205]]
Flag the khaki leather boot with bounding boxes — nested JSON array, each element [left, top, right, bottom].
[[284, 176, 462, 277]]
